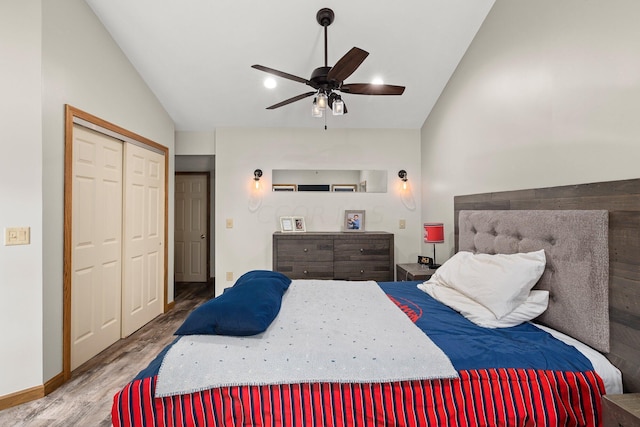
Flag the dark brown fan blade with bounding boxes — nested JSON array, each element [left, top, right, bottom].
[[340, 83, 405, 95], [251, 65, 310, 85], [266, 91, 316, 109], [326, 47, 369, 82]]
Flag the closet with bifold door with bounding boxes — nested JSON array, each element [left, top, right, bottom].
[[69, 122, 165, 371]]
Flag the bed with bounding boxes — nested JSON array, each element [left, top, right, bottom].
[[112, 209, 622, 426]]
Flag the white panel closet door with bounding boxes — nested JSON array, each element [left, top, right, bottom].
[[122, 143, 165, 337], [71, 125, 123, 370], [174, 174, 208, 282]]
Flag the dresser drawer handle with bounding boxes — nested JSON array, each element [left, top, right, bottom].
[[303, 270, 308, 275], [360, 269, 365, 274], [303, 248, 308, 252], [360, 248, 364, 253]]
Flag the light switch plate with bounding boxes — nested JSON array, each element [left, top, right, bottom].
[[5, 227, 30, 246]]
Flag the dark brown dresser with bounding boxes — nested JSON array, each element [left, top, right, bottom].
[[273, 232, 394, 281]]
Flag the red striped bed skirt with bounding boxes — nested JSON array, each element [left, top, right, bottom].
[[112, 368, 605, 427]]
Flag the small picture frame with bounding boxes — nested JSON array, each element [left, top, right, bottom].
[[273, 184, 297, 192], [293, 217, 306, 232], [280, 216, 295, 232], [344, 210, 365, 232], [331, 184, 357, 192]]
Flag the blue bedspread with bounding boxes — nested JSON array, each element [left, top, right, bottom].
[[135, 280, 591, 381], [379, 281, 592, 372]]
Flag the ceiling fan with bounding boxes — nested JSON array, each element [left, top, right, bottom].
[[251, 8, 405, 117]]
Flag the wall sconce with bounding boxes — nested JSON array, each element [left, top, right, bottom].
[[253, 169, 263, 190], [249, 169, 263, 212], [398, 170, 408, 191], [397, 169, 415, 210]]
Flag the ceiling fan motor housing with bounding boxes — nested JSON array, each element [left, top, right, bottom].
[[310, 66, 341, 91], [316, 8, 335, 27]]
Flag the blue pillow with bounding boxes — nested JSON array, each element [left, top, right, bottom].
[[233, 270, 292, 287], [175, 270, 291, 336]]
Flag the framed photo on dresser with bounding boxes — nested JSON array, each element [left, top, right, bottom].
[[281, 216, 306, 232], [344, 210, 365, 232], [293, 217, 306, 232], [279, 217, 294, 232]]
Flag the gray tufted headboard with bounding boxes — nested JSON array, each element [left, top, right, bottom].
[[458, 210, 609, 353]]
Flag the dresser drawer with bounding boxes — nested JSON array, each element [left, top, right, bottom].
[[334, 261, 393, 281], [275, 262, 334, 279], [334, 239, 391, 261], [275, 239, 333, 262]]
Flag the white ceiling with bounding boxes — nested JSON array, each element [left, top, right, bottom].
[[86, 0, 494, 131]]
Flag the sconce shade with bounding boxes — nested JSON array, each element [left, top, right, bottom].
[[424, 223, 444, 243], [253, 169, 263, 190], [398, 170, 408, 190]]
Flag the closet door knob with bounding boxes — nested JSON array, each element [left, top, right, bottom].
[[201, 234, 206, 239]]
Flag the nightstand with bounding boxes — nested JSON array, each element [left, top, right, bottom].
[[602, 393, 640, 427], [396, 263, 437, 281]]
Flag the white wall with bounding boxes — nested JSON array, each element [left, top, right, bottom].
[[40, 0, 176, 384], [0, 0, 176, 397], [215, 128, 421, 295], [175, 131, 216, 155], [421, 0, 640, 261], [0, 0, 43, 397]]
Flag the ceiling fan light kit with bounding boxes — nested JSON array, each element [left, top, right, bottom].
[[317, 92, 328, 110], [251, 7, 405, 120], [311, 98, 322, 117]]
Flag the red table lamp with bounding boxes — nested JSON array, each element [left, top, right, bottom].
[[423, 223, 444, 267]]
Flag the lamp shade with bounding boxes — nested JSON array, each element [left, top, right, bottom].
[[423, 223, 444, 243]]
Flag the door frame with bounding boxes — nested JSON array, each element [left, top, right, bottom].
[[63, 105, 170, 380], [175, 172, 211, 283]]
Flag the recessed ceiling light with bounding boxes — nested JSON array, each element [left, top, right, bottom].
[[263, 77, 277, 89], [371, 77, 384, 85]]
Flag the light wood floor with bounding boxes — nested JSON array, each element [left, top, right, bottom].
[[0, 282, 212, 427]]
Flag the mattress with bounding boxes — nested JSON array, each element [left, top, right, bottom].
[[112, 280, 616, 426]]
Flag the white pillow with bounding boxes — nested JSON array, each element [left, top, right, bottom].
[[418, 281, 549, 328], [426, 250, 546, 319]]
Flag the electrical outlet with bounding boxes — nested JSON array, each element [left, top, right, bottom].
[[399, 219, 406, 229], [226, 218, 233, 228], [226, 272, 233, 281], [4, 227, 30, 246]]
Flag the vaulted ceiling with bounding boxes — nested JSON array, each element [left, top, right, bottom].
[[86, 0, 495, 131]]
